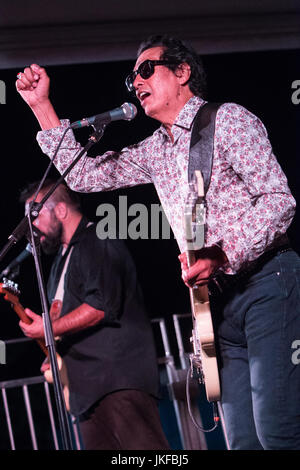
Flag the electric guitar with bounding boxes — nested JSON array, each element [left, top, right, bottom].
[[0, 279, 70, 410], [184, 170, 220, 402]]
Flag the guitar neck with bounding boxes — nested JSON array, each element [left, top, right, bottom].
[[186, 249, 210, 303], [186, 249, 195, 267], [13, 301, 48, 357]]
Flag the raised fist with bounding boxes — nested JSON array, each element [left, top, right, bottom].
[[16, 64, 50, 109]]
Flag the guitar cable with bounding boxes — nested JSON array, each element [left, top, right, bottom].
[[186, 365, 219, 433]]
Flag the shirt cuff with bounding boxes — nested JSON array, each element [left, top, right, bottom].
[[36, 119, 77, 157]]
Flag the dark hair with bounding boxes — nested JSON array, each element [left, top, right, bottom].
[[137, 34, 207, 98], [19, 178, 81, 211]]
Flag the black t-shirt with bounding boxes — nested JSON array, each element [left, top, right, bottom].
[[47, 217, 159, 416]]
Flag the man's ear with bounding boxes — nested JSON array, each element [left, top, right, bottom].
[[175, 63, 191, 86], [54, 201, 68, 220]]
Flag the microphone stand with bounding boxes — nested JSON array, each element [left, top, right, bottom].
[[0, 124, 106, 450]]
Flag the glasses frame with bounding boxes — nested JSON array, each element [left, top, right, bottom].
[[125, 59, 179, 92]]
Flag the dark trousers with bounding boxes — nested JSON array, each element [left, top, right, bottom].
[[212, 250, 300, 449], [79, 389, 170, 450]]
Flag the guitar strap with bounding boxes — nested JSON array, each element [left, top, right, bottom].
[[188, 102, 222, 193], [54, 221, 94, 302], [54, 246, 74, 302]]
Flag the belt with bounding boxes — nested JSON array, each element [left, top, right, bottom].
[[209, 243, 292, 296]]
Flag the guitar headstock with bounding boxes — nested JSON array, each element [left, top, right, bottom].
[[0, 278, 20, 306]]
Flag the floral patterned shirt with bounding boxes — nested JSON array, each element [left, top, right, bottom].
[[37, 96, 296, 274]]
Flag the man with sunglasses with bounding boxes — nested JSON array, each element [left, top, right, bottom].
[[16, 35, 300, 451]]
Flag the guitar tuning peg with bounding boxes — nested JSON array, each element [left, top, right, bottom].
[[2, 277, 20, 295]]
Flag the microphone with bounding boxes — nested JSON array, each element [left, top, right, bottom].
[[70, 102, 137, 129], [0, 243, 32, 278]]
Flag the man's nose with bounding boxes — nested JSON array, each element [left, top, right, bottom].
[[133, 73, 144, 92]]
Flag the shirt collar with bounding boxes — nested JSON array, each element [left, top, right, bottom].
[[157, 96, 206, 140], [68, 215, 91, 246], [173, 95, 206, 130]]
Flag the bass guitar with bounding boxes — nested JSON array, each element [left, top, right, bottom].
[[0, 279, 70, 410]]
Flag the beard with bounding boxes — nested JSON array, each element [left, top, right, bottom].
[[40, 214, 63, 255]]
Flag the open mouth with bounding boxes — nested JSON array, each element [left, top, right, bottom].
[[138, 91, 151, 103]]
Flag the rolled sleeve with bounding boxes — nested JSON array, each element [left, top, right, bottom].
[[36, 120, 152, 193], [77, 233, 127, 322]]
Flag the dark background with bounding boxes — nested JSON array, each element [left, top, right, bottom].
[[0, 48, 298, 358], [0, 44, 299, 451], [0, 0, 299, 451]]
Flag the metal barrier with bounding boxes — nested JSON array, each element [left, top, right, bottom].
[[172, 313, 230, 450], [152, 317, 208, 450], [0, 315, 227, 450], [0, 375, 82, 450]]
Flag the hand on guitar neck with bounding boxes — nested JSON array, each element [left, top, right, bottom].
[[179, 245, 228, 288], [0, 281, 70, 409]]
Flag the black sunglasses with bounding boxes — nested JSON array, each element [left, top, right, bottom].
[[125, 59, 179, 92]]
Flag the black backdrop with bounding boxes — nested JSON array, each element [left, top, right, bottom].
[[0, 48, 299, 382]]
